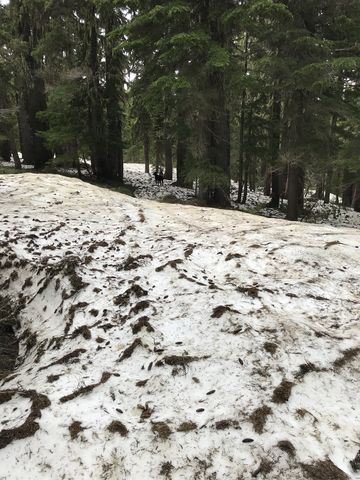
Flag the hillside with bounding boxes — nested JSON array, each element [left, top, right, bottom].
[[0, 173, 359, 480]]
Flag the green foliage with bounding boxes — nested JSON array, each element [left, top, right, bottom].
[[37, 81, 87, 155]]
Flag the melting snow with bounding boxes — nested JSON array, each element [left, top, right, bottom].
[[0, 173, 359, 480]]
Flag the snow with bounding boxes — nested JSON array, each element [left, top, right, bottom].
[[0, 173, 359, 480], [2, 160, 359, 229]]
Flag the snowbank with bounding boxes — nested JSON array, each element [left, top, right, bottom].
[[0, 173, 359, 480]]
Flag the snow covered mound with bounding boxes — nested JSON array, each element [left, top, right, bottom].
[[0, 173, 359, 480]]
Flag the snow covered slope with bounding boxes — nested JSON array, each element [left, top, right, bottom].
[[0, 173, 359, 480]]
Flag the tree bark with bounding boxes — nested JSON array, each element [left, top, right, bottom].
[[155, 139, 162, 169], [164, 138, 172, 180], [263, 169, 271, 196], [14, 4, 51, 169], [268, 88, 282, 207], [88, 6, 106, 178], [352, 181, 360, 212], [324, 168, 332, 204], [104, 10, 123, 182], [144, 133, 150, 174], [0, 140, 11, 162], [237, 34, 249, 203], [9, 134, 21, 170], [342, 169, 353, 207], [286, 163, 304, 220], [315, 179, 324, 200], [242, 109, 253, 204]]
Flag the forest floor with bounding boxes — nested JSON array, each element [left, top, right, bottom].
[[1, 160, 360, 229], [0, 173, 359, 480]]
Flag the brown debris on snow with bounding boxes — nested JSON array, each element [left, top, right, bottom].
[[177, 421, 197, 432], [118, 338, 143, 362], [155, 259, 183, 272], [301, 459, 350, 480], [122, 255, 152, 271], [152, 421, 172, 439], [107, 420, 128, 437], [59, 372, 112, 403], [160, 461, 173, 476], [0, 390, 50, 449], [237, 285, 260, 298], [215, 419, 239, 430], [39, 348, 87, 371], [333, 348, 360, 369], [113, 285, 148, 307], [252, 459, 273, 478], [71, 325, 92, 340], [156, 355, 202, 367], [271, 379, 294, 404], [129, 300, 152, 316], [277, 440, 296, 457], [69, 421, 86, 440], [263, 342, 278, 355], [249, 405, 273, 434], [131, 317, 154, 334], [211, 305, 239, 318]]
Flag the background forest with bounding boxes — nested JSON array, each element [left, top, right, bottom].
[[0, 0, 360, 220]]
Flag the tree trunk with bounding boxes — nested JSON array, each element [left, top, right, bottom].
[[268, 169, 281, 208], [144, 133, 150, 174], [263, 169, 271, 196], [104, 10, 123, 182], [237, 88, 246, 203], [324, 168, 332, 204], [352, 181, 360, 212], [0, 140, 11, 162], [176, 113, 188, 187], [268, 88, 282, 207], [176, 135, 188, 187], [315, 179, 324, 200], [164, 139, 172, 181], [324, 114, 337, 204], [237, 35, 249, 203], [155, 139, 162, 169], [9, 134, 21, 170], [342, 169, 353, 207], [14, 5, 51, 169], [286, 163, 304, 221], [88, 6, 106, 178], [242, 157, 249, 204], [242, 109, 253, 204]]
